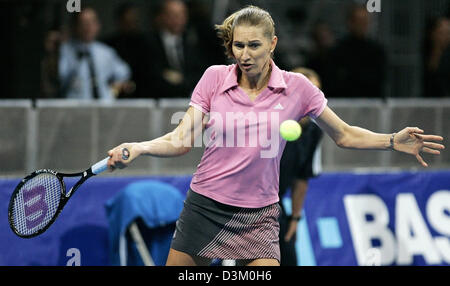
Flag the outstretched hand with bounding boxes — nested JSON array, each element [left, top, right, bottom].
[[393, 127, 445, 167]]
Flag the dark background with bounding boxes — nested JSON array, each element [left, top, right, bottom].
[[1, 0, 450, 99]]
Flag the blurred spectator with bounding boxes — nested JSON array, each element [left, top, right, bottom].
[[306, 21, 336, 96], [272, 5, 309, 71], [104, 3, 151, 99], [41, 30, 61, 98], [147, 0, 204, 99], [59, 7, 131, 100], [187, 0, 227, 67], [326, 4, 386, 99], [422, 16, 450, 97]]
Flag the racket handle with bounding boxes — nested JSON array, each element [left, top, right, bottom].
[[91, 157, 109, 175]]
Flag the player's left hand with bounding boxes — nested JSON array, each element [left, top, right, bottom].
[[394, 127, 445, 167]]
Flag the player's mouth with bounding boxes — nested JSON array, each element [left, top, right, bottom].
[[241, 63, 254, 70]]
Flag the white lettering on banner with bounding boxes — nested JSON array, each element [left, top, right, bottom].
[[434, 237, 450, 263], [344, 191, 450, 265], [343, 195, 396, 265], [396, 194, 441, 265], [427, 191, 450, 263], [426, 191, 450, 236]]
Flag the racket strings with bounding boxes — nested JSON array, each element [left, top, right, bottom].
[[11, 173, 62, 236]]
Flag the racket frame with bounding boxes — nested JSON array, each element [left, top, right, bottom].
[[8, 167, 94, 239], [8, 154, 118, 238]]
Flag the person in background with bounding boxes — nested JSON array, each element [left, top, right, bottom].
[[41, 30, 62, 98], [278, 67, 323, 266], [105, 3, 152, 99], [59, 7, 131, 100], [147, 0, 204, 98], [187, 0, 227, 67], [326, 4, 386, 99], [422, 16, 450, 98], [306, 21, 335, 97]]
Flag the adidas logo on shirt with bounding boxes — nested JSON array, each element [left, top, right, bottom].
[[274, 103, 284, 110]]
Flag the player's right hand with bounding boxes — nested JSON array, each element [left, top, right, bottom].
[[107, 142, 142, 172]]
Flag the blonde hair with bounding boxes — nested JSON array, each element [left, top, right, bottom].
[[291, 67, 321, 88], [215, 5, 275, 59]]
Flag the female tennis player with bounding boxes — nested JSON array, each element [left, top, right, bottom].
[[107, 6, 445, 266]]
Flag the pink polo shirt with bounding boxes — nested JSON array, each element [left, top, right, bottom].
[[189, 60, 327, 208]]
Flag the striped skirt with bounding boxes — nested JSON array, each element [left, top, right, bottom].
[[170, 189, 281, 262]]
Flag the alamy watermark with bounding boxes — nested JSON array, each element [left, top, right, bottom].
[[66, 0, 81, 13], [363, 248, 381, 266], [366, 0, 381, 13], [65, 0, 380, 14], [170, 111, 281, 159], [66, 248, 81, 266]]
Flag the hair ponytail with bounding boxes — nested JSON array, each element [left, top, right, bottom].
[[215, 12, 237, 59]]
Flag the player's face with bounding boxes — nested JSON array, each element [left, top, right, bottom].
[[232, 25, 277, 78]]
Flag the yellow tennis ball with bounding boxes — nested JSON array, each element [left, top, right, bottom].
[[280, 120, 302, 141]]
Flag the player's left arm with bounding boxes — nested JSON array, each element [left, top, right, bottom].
[[315, 106, 445, 167]]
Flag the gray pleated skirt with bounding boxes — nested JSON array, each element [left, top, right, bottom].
[[170, 189, 281, 262]]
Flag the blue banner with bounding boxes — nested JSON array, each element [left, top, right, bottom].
[[0, 171, 449, 266], [0, 176, 192, 266], [300, 171, 450, 266]]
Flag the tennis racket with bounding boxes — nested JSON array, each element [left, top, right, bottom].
[[8, 148, 130, 238]]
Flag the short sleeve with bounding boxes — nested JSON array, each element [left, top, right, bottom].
[[189, 66, 220, 114], [304, 85, 327, 119], [296, 74, 327, 119]]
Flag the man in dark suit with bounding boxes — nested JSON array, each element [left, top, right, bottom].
[[422, 16, 450, 98], [147, 0, 204, 99], [104, 3, 152, 99], [326, 4, 387, 99]]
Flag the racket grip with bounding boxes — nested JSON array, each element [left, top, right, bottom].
[[91, 157, 109, 175]]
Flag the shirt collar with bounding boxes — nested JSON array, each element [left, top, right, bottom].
[[72, 40, 95, 53], [219, 59, 287, 94], [161, 30, 182, 43], [267, 60, 287, 91]]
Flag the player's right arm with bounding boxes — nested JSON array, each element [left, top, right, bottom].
[[107, 106, 206, 170]]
